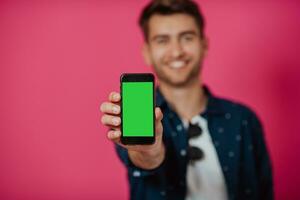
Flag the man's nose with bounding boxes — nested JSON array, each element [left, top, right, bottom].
[[169, 41, 184, 58]]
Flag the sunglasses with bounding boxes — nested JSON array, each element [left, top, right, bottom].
[[187, 123, 204, 162]]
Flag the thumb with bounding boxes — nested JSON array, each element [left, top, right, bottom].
[[155, 107, 163, 139], [155, 107, 163, 121]]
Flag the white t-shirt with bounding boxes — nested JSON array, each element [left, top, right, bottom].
[[184, 115, 228, 200]]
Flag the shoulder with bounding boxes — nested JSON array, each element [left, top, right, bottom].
[[213, 95, 262, 126], [213, 96, 267, 148]]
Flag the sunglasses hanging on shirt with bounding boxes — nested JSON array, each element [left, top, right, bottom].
[[187, 123, 204, 163]]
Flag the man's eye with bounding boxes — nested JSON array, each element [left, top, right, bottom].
[[183, 35, 194, 41], [156, 39, 168, 44]]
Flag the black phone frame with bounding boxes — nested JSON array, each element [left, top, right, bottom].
[[120, 73, 156, 145]]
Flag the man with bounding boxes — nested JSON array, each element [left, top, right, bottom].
[[100, 0, 273, 199]]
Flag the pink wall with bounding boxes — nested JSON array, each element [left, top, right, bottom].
[[1, 0, 300, 199]]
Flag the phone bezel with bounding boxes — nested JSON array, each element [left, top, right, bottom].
[[120, 73, 155, 145]]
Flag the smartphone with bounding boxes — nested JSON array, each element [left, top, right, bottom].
[[120, 73, 155, 145]]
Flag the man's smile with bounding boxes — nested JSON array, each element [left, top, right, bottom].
[[167, 60, 189, 69]]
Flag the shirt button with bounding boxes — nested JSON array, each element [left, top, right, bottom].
[[171, 131, 177, 137], [236, 134, 241, 141]]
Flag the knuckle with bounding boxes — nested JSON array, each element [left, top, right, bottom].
[[102, 115, 112, 125], [101, 115, 106, 124], [104, 103, 110, 112], [102, 102, 114, 113], [109, 91, 116, 100], [100, 103, 106, 112], [107, 131, 114, 140]]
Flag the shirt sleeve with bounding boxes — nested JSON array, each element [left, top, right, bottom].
[[248, 110, 274, 200], [114, 144, 166, 178]]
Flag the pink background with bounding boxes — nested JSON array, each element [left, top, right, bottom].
[[1, 0, 300, 199]]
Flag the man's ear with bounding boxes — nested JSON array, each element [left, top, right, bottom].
[[142, 43, 152, 66]]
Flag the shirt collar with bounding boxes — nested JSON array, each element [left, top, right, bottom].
[[202, 85, 225, 115], [155, 85, 225, 115]]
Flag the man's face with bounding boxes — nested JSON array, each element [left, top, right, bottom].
[[143, 13, 207, 87]]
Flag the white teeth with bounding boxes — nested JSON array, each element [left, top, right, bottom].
[[169, 61, 185, 69]]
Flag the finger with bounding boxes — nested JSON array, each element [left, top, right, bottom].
[[107, 130, 121, 142], [101, 115, 121, 126], [107, 130, 133, 150], [100, 102, 120, 115], [109, 92, 121, 103]]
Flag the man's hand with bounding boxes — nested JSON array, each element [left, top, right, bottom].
[[100, 91, 165, 170]]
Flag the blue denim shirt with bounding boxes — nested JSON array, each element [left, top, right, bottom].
[[115, 86, 273, 200]]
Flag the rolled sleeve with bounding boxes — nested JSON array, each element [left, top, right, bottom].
[[115, 144, 166, 178]]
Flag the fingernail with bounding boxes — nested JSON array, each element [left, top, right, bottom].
[[112, 106, 119, 114], [113, 93, 119, 100], [112, 117, 120, 125], [114, 131, 121, 137]]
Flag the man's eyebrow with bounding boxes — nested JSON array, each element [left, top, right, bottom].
[[151, 34, 169, 41], [150, 30, 198, 41], [179, 30, 198, 37]]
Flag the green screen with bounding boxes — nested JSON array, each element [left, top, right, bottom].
[[122, 82, 154, 137]]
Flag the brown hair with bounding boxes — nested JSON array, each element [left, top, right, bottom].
[[139, 0, 205, 41]]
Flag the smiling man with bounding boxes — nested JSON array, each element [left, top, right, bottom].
[[100, 0, 273, 199]]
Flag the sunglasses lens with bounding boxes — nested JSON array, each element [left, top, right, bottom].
[[187, 146, 204, 161], [187, 124, 202, 139]]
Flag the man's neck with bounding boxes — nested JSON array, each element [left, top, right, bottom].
[[159, 78, 207, 122]]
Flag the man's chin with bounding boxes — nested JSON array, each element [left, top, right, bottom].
[[160, 77, 195, 88], [154, 66, 200, 87]]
